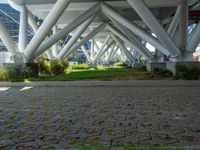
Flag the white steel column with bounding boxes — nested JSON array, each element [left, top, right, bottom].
[[0, 21, 19, 55], [91, 39, 95, 61], [34, 4, 100, 57], [93, 35, 111, 61], [187, 22, 200, 52], [28, 12, 38, 33], [107, 44, 116, 61], [58, 16, 95, 59], [110, 19, 154, 59], [52, 25, 59, 57], [112, 35, 134, 61], [167, 6, 180, 37], [63, 23, 106, 58], [127, 0, 180, 57], [19, 6, 28, 51], [97, 40, 115, 61], [94, 40, 99, 52], [28, 12, 55, 60], [116, 52, 124, 62], [107, 24, 149, 61], [46, 49, 55, 60], [81, 45, 92, 62], [119, 48, 127, 62], [109, 46, 119, 61], [24, 0, 71, 61], [179, 0, 188, 50], [101, 3, 172, 57]]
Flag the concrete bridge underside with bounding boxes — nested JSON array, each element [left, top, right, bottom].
[[0, 0, 200, 65]]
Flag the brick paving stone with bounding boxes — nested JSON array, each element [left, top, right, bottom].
[[0, 81, 200, 148], [0, 139, 15, 150], [10, 141, 40, 150], [59, 133, 86, 148]]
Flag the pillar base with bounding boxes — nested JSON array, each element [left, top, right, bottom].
[[132, 62, 144, 68], [13, 52, 26, 64], [89, 62, 97, 68], [176, 52, 193, 62], [166, 61, 200, 75], [146, 62, 166, 72]]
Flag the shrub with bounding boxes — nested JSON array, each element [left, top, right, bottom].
[[176, 65, 200, 80], [136, 66, 147, 71], [3, 64, 34, 79], [61, 59, 69, 69], [176, 65, 189, 79], [0, 68, 8, 81], [71, 64, 89, 70], [50, 60, 65, 75], [190, 67, 200, 80], [153, 68, 173, 78], [37, 59, 51, 74], [115, 62, 127, 67], [4, 64, 22, 79], [26, 63, 39, 77]]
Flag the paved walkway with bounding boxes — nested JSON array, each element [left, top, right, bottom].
[[0, 81, 200, 149]]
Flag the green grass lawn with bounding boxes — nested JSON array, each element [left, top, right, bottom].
[[29, 67, 151, 82]]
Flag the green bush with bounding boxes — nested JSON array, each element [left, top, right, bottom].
[[0, 68, 8, 81], [71, 64, 90, 70], [176, 65, 200, 80], [4, 64, 22, 79], [190, 67, 200, 80], [61, 59, 69, 69], [50, 60, 65, 75], [115, 62, 127, 67], [3, 64, 33, 79], [37, 59, 51, 74], [26, 63, 39, 77], [36, 59, 68, 75], [137, 66, 147, 71], [153, 68, 173, 78]]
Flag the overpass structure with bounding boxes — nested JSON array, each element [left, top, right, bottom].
[[0, 0, 200, 66]]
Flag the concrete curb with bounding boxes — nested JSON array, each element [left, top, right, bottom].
[[0, 80, 200, 87]]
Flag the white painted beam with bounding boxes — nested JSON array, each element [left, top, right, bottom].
[[34, 3, 100, 58], [58, 15, 95, 59], [179, 0, 188, 50], [167, 6, 180, 37], [93, 39, 100, 51], [0, 21, 19, 55], [81, 45, 91, 62], [110, 18, 154, 60], [97, 40, 115, 61], [93, 35, 111, 61], [28, 11, 55, 60], [101, 3, 172, 57], [107, 44, 116, 61], [52, 25, 59, 57], [127, 0, 180, 57], [90, 39, 95, 60], [111, 34, 135, 61], [110, 46, 119, 60], [63, 23, 106, 58], [28, 11, 38, 33], [24, 0, 71, 61], [19, 5, 28, 51]]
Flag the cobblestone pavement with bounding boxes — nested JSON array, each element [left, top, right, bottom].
[[0, 81, 200, 149]]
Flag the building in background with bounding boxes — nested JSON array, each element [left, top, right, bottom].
[[0, 2, 20, 51], [0, 1, 34, 64], [0, 2, 19, 64]]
